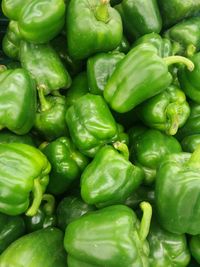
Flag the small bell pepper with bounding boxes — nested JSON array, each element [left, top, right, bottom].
[[190, 235, 200, 264], [34, 88, 69, 141], [66, 93, 118, 157], [155, 146, 200, 235], [181, 135, 200, 153], [0, 143, 51, 216], [104, 43, 194, 113], [0, 67, 36, 135], [1, 0, 30, 20], [41, 137, 89, 195], [81, 143, 143, 208], [20, 41, 71, 95], [66, 0, 123, 60], [87, 51, 125, 95], [56, 195, 95, 231], [115, 0, 162, 41], [65, 202, 152, 267], [0, 130, 35, 146], [136, 85, 190, 135], [0, 228, 67, 267], [0, 213, 25, 254]]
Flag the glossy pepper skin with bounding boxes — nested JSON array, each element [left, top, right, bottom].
[[115, 0, 162, 41], [87, 51, 125, 95], [190, 236, 200, 264], [81, 143, 143, 208], [20, 41, 71, 95], [148, 218, 191, 267], [1, 0, 30, 20], [18, 0, 66, 44], [0, 228, 67, 267], [104, 43, 194, 113], [136, 85, 190, 135], [181, 135, 200, 153], [56, 195, 95, 231], [0, 143, 51, 217], [129, 129, 182, 185], [65, 202, 152, 267], [66, 93, 118, 157], [0, 130, 35, 146], [114, 35, 130, 53], [0, 213, 25, 254], [155, 146, 200, 235], [0, 68, 36, 135], [66, 0, 122, 60], [41, 137, 89, 195], [34, 88, 68, 141]]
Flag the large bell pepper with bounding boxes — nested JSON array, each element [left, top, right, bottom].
[[0, 68, 36, 135], [0, 130, 35, 146], [104, 43, 194, 113], [0, 143, 51, 217], [0, 228, 67, 267], [155, 146, 200, 235], [190, 235, 200, 264], [66, 0, 123, 60], [65, 202, 152, 267]]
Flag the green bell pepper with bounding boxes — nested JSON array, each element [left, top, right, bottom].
[[148, 218, 191, 267], [20, 41, 71, 95], [34, 88, 69, 141], [56, 195, 95, 231], [155, 146, 200, 235], [0, 67, 36, 135], [190, 235, 200, 264], [114, 35, 130, 53], [181, 135, 200, 153], [0, 130, 35, 146], [87, 51, 125, 95], [81, 143, 143, 208], [1, 0, 30, 20], [116, 123, 129, 145], [129, 129, 182, 185], [41, 137, 89, 195], [65, 202, 152, 267], [136, 85, 190, 135], [0, 228, 67, 267], [0, 143, 51, 216], [115, 0, 162, 41], [18, 0, 66, 44], [66, 0, 123, 60], [66, 93, 118, 157], [104, 43, 194, 113], [0, 213, 25, 254]]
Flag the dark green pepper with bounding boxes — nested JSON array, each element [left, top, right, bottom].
[[0, 130, 35, 146], [190, 235, 200, 264], [0, 213, 25, 254], [65, 202, 152, 267], [66, 0, 123, 60], [20, 41, 71, 95], [181, 135, 200, 153]]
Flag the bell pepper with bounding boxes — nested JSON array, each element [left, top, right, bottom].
[[0, 213, 25, 254], [18, 0, 66, 44], [81, 143, 143, 208], [104, 43, 194, 113], [115, 0, 162, 41], [56, 195, 95, 231], [1, 0, 30, 20], [155, 145, 200, 235], [64, 202, 152, 267], [190, 235, 200, 264], [114, 35, 130, 53], [66, 0, 123, 60], [0, 67, 36, 135], [129, 129, 182, 185], [0, 228, 67, 267], [2, 21, 21, 60], [66, 93, 118, 157], [148, 218, 191, 267], [136, 85, 190, 135], [0, 130, 35, 146], [87, 51, 125, 95], [181, 135, 200, 153], [116, 123, 129, 145], [20, 41, 71, 95], [0, 143, 51, 216], [34, 88, 69, 141], [41, 137, 89, 195]]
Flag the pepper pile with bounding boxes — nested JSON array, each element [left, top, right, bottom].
[[1, 0, 200, 266]]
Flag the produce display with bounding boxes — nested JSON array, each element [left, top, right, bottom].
[[1, 0, 200, 266]]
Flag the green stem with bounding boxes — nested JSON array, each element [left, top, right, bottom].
[[113, 141, 129, 160], [187, 144, 200, 168], [139, 202, 152, 242], [39, 141, 49, 150], [37, 85, 51, 112], [26, 178, 43, 217], [165, 103, 179, 135], [164, 55, 194, 71], [186, 44, 196, 57], [95, 0, 110, 23], [42, 194, 55, 216]]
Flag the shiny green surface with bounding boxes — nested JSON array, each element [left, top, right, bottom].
[[181, 135, 200, 153], [0, 130, 35, 146], [190, 235, 200, 264], [2, 0, 30, 20]]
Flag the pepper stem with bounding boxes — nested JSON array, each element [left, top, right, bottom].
[[95, 0, 110, 23], [42, 194, 55, 216], [113, 141, 129, 160], [165, 103, 179, 135], [186, 44, 196, 57], [164, 56, 194, 71], [37, 85, 51, 112], [139, 202, 152, 242], [26, 178, 43, 217], [187, 144, 200, 168]]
